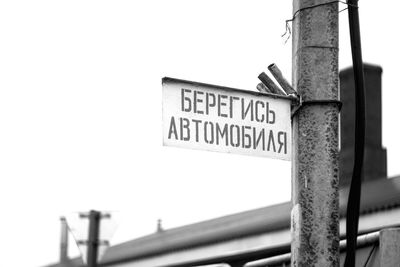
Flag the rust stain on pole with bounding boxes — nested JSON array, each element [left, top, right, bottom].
[[291, 0, 340, 266]]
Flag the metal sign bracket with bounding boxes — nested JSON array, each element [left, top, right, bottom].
[[291, 96, 342, 119]]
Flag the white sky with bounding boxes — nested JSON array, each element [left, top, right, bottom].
[[1, 1, 399, 267]]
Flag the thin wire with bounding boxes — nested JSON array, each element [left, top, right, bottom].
[[363, 244, 377, 267], [282, 1, 357, 43]]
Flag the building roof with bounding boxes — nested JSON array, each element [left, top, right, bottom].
[[44, 175, 400, 267]]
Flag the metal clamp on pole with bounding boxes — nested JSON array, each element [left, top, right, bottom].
[[291, 96, 342, 119]]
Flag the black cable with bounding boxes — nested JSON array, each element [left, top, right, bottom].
[[344, 0, 366, 266]]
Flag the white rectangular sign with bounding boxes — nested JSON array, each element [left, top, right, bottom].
[[162, 77, 292, 160]]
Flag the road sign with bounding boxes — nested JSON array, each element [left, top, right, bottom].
[[162, 77, 293, 160]]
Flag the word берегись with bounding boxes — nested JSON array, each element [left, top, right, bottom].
[[180, 88, 276, 123]]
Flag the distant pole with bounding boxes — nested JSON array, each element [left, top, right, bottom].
[[291, 0, 340, 266], [87, 210, 101, 267], [59, 217, 69, 263]]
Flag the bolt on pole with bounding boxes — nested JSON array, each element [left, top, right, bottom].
[[291, 0, 340, 266]]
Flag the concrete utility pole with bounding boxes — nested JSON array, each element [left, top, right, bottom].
[[87, 210, 101, 267], [59, 217, 69, 263], [291, 0, 340, 266]]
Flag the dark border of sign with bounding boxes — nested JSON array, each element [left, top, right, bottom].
[[162, 77, 298, 102]]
